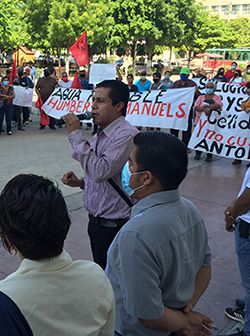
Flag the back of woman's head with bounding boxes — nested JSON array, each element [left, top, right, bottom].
[[0, 174, 71, 260]]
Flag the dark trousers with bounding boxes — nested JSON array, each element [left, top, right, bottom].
[[195, 151, 212, 159], [49, 116, 55, 128], [13, 105, 23, 129], [170, 109, 193, 147], [88, 215, 128, 269], [0, 105, 13, 132], [22, 107, 30, 123]]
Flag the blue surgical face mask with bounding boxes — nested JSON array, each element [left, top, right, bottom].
[[2, 81, 9, 86], [205, 88, 214, 95], [231, 65, 236, 70], [180, 74, 188, 81], [121, 162, 147, 197]]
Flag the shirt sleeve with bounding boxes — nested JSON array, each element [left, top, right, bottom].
[[213, 95, 222, 109], [116, 230, 164, 320], [193, 95, 203, 110], [68, 128, 135, 183]]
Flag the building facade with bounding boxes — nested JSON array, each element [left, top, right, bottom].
[[200, 0, 250, 19]]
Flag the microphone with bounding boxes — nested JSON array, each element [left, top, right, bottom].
[[77, 111, 92, 120]]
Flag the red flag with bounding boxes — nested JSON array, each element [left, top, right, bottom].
[[9, 55, 17, 85], [71, 72, 82, 89], [70, 32, 89, 66]]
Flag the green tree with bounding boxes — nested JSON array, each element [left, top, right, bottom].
[[227, 17, 250, 48], [0, 0, 29, 53]]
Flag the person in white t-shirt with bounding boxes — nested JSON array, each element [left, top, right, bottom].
[[224, 168, 250, 336], [0, 174, 115, 336], [229, 70, 244, 86]]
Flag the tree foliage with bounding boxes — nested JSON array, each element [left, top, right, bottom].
[[0, 0, 249, 61]]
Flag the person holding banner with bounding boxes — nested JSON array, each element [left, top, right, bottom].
[[134, 71, 152, 92], [170, 67, 200, 151], [62, 80, 138, 269], [193, 81, 222, 162], [0, 76, 15, 135]]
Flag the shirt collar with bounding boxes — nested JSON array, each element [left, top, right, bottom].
[[131, 190, 180, 217], [15, 250, 72, 274], [102, 116, 125, 138]]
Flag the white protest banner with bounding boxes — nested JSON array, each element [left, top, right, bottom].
[[42, 87, 195, 130], [13, 86, 33, 107], [126, 87, 195, 130], [89, 63, 116, 84], [188, 112, 250, 161], [192, 78, 248, 114], [42, 88, 93, 119]]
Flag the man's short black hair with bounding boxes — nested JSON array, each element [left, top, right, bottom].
[[232, 62, 238, 66], [0, 174, 71, 260], [133, 132, 188, 190], [96, 80, 129, 116]]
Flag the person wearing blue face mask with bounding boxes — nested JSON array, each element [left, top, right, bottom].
[[193, 81, 222, 162], [225, 62, 238, 82], [107, 132, 212, 336], [0, 76, 15, 135], [170, 67, 200, 152]]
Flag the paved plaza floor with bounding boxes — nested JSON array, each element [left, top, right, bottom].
[[0, 111, 248, 333]]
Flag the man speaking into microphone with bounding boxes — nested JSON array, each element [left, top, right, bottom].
[[62, 80, 138, 269]]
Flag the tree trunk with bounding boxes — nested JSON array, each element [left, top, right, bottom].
[[65, 49, 70, 74], [147, 49, 153, 75], [169, 46, 172, 63], [132, 43, 137, 77], [187, 50, 193, 67], [58, 47, 62, 75]]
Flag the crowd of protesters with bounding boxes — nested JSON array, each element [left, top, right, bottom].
[[0, 58, 250, 335]]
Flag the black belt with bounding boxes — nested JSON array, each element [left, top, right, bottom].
[[238, 218, 250, 239], [89, 214, 128, 228]]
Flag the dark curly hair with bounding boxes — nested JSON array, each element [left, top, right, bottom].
[[0, 174, 71, 260]]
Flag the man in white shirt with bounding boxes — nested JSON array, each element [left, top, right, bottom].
[[225, 168, 250, 336], [0, 174, 115, 336]]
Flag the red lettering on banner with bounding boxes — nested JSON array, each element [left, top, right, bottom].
[[69, 100, 77, 113], [55, 101, 64, 110], [227, 136, 235, 146], [176, 103, 186, 118], [237, 137, 247, 147], [64, 101, 71, 112], [142, 103, 152, 115], [196, 118, 208, 137], [152, 104, 160, 116], [82, 102, 91, 113], [127, 102, 132, 114], [159, 103, 166, 117], [76, 101, 84, 113], [204, 129, 216, 140], [131, 102, 140, 114], [166, 104, 173, 117], [47, 97, 58, 109], [215, 134, 223, 142]]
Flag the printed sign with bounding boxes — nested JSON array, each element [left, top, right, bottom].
[[13, 86, 33, 107], [42, 87, 195, 130], [188, 112, 250, 161], [89, 64, 116, 84]]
